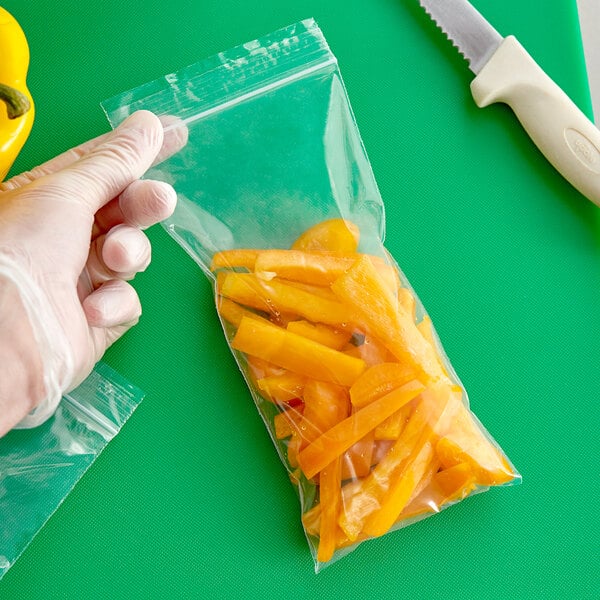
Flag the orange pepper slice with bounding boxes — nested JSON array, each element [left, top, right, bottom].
[[217, 297, 269, 328], [273, 407, 304, 440], [221, 272, 353, 327], [341, 431, 375, 480], [297, 380, 350, 448], [257, 371, 306, 404], [232, 316, 366, 387], [399, 463, 477, 521], [210, 248, 260, 271], [254, 249, 356, 286], [286, 320, 352, 351], [317, 456, 343, 563], [339, 383, 454, 540], [349, 362, 419, 408], [435, 398, 515, 485], [331, 256, 445, 383], [297, 380, 425, 480], [374, 403, 412, 440], [291, 218, 360, 253]]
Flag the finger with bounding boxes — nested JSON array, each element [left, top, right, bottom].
[[0, 113, 187, 195], [0, 131, 112, 192], [153, 115, 189, 165], [102, 224, 151, 274], [91, 197, 123, 239], [92, 179, 176, 237], [85, 235, 111, 288], [41, 110, 164, 214], [119, 179, 177, 229], [83, 279, 141, 329], [85, 231, 147, 289]]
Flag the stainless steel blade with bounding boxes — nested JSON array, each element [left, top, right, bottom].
[[419, 0, 503, 74]]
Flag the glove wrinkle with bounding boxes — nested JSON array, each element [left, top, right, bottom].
[[0, 251, 74, 429]]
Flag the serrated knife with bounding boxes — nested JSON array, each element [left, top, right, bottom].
[[419, 0, 600, 207]]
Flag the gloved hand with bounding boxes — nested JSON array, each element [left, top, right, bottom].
[[0, 110, 186, 436]]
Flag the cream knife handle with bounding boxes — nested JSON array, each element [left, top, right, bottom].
[[471, 35, 600, 207]]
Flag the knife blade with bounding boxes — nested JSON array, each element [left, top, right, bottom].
[[419, 0, 600, 207]]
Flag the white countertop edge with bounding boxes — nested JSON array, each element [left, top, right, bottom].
[[577, 0, 600, 122]]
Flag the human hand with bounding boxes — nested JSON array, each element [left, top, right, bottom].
[[0, 110, 186, 435]]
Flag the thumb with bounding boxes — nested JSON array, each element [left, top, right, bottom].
[[43, 110, 164, 215]]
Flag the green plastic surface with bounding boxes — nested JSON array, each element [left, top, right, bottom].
[[2, 0, 599, 598]]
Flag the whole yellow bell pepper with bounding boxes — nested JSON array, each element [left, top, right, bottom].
[[0, 6, 34, 181]]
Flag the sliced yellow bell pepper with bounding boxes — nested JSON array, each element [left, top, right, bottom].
[[349, 362, 419, 408], [210, 218, 519, 563], [231, 316, 366, 387], [291, 218, 360, 253], [297, 380, 425, 480], [331, 256, 445, 383], [286, 320, 351, 350], [210, 249, 260, 272], [220, 272, 353, 327], [257, 371, 306, 404]]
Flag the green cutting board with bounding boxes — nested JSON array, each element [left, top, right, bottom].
[[2, 0, 599, 598]]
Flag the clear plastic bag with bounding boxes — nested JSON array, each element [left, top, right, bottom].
[[103, 18, 520, 571], [0, 362, 144, 580]]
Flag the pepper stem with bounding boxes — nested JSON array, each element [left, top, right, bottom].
[[0, 83, 31, 119]]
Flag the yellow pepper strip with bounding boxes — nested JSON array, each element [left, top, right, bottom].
[[273, 408, 304, 440], [254, 249, 356, 286], [275, 278, 340, 302], [254, 249, 400, 296], [303, 381, 350, 431], [405, 455, 441, 507], [338, 384, 454, 540], [217, 297, 270, 328], [374, 404, 412, 440], [341, 431, 375, 480], [291, 218, 360, 253], [286, 320, 352, 351], [367, 255, 401, 298], [283, 383, 349, 471], [435, 398, 515, 485], [232, 316, 366, 387], [349, 362, 418, 408], [220, 272, 353, 327], [399, 462, 477, 521], [210, 249, 260, 272], [434, 462, 477, 504], [302, 501, 369, 551], [302, 503, 321, 536], [317, 456, 343, 563], [398, 287, 417, 321], [331, 256, 445, 383], [286, 430, 302, 468], [297, 380, 425, 480], [361, 384, 460, 538], [362, 441, 436, 538], [245, 355, 285, 382], [295, 381, 349, 563], [296, 380, 350, 450], [257, 371, 306, 404], [0, 7, 34, 180]]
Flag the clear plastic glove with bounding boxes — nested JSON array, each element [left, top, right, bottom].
[[0, 110, 186, 436]]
